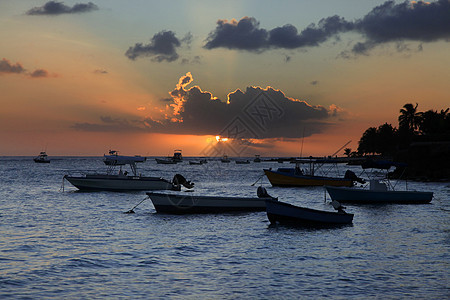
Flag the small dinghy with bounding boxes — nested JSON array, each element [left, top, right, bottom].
[[265, 199, 353, 227]]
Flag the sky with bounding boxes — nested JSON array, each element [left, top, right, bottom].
[[1, 0, 449, 157]]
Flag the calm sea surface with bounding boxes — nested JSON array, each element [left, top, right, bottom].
[[0, 157, 448, 299]]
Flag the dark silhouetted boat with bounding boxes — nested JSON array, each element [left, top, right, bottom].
[[147, 192, 271, 214], [326, 181, 433, 204], [265, 199, 353, 226], [235, 159, 250, 164], [155, 149, 183, 164], [326, 160, 433, 204], [34, 151, 50, 163], [64, 153, 193, 192]]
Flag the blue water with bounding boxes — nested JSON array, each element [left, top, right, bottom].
[[0, 157, 448, 299]]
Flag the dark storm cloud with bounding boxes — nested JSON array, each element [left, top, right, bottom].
[[352, 0, 450, 54], [204, 17, 269, 51], [0, 58, 26, 74], [126, 31, 192, 62], [268, 16, 354, 49], [27, 1, 98, 15], [204, 1, 450, 55], [29, 69, 49, 78], [203, 16, 352, 51], [0, 58, 51, 78], [73, 73, 338, 138]]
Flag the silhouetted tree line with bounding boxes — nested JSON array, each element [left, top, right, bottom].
[[357, 103, 450, 156], [349, 103, 450, 180]]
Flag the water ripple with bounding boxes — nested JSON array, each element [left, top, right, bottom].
[[0, 157, 448, 299]]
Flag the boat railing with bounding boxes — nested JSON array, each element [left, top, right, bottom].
[[358, 168, 406, 191], [65, 169, 100, 176]]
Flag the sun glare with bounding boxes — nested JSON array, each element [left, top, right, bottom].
[[215, 135, 229, 142]]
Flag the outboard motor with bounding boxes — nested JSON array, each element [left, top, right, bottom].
[[331, 200, 346, 214], [172, 174, 194, 189], [257, 186, 272, 198], [344, 170, 366, 184]]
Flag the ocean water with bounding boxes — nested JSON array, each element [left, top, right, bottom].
[[0, 157, 448, 299]]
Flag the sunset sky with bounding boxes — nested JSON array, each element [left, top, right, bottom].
[[1, 0, 449, 157]]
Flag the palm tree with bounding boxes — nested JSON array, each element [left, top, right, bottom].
[[344, 148, 352, 157], [358, 127, 378, 155], [398, 103, 420, 133], [418, 108, 450, 135]]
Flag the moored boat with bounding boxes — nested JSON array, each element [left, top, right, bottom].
[[147, 187, 275, 214], [65, 174, 175, 191], [236, 159, 250, 164], [264, 168, 354, 187], [64, 154, 193, 192], [265, 199, 353, 226], [326, 181, 433, 204], [325, 159, 433, 204], [155, 149, 183, 164], [34, 151, 50, 163], [221, 155, 231, 163], [189, 159, 207, 165], [263, 157, 364, 187], [172, 149, 183, 162], [155, 158, 177, 164]]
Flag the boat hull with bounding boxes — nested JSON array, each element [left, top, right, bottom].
[[64, 175, 174, 191], [265, 199, 353, 226], [264, 169, 353, 187], [147, 192, 269, 214], [34, 159, 50, 163], [326, 186, 433, 204]]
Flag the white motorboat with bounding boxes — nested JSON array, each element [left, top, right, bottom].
[[64, 154, 193, 192], [326, 160, 433, 204], [326, 180, 433, 204]]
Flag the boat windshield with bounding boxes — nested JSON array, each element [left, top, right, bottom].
[[104, 155, 146, 176]]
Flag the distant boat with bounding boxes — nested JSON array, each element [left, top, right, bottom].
[[172, 149, 183, 162], [235, 159, 250, 164], [34, 151, 50, 163], [155, 149, 183, 164], [64, 153, 193, 192], [265, 199, 354, 226], [147, 188, 274, 214], [254, 155, 261, 163], [189, 159, 207, 165], [155, 158, 177, 164], [221, 155, 231, 163]]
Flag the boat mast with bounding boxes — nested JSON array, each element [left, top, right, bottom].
[[299, 127, 305, 159]]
